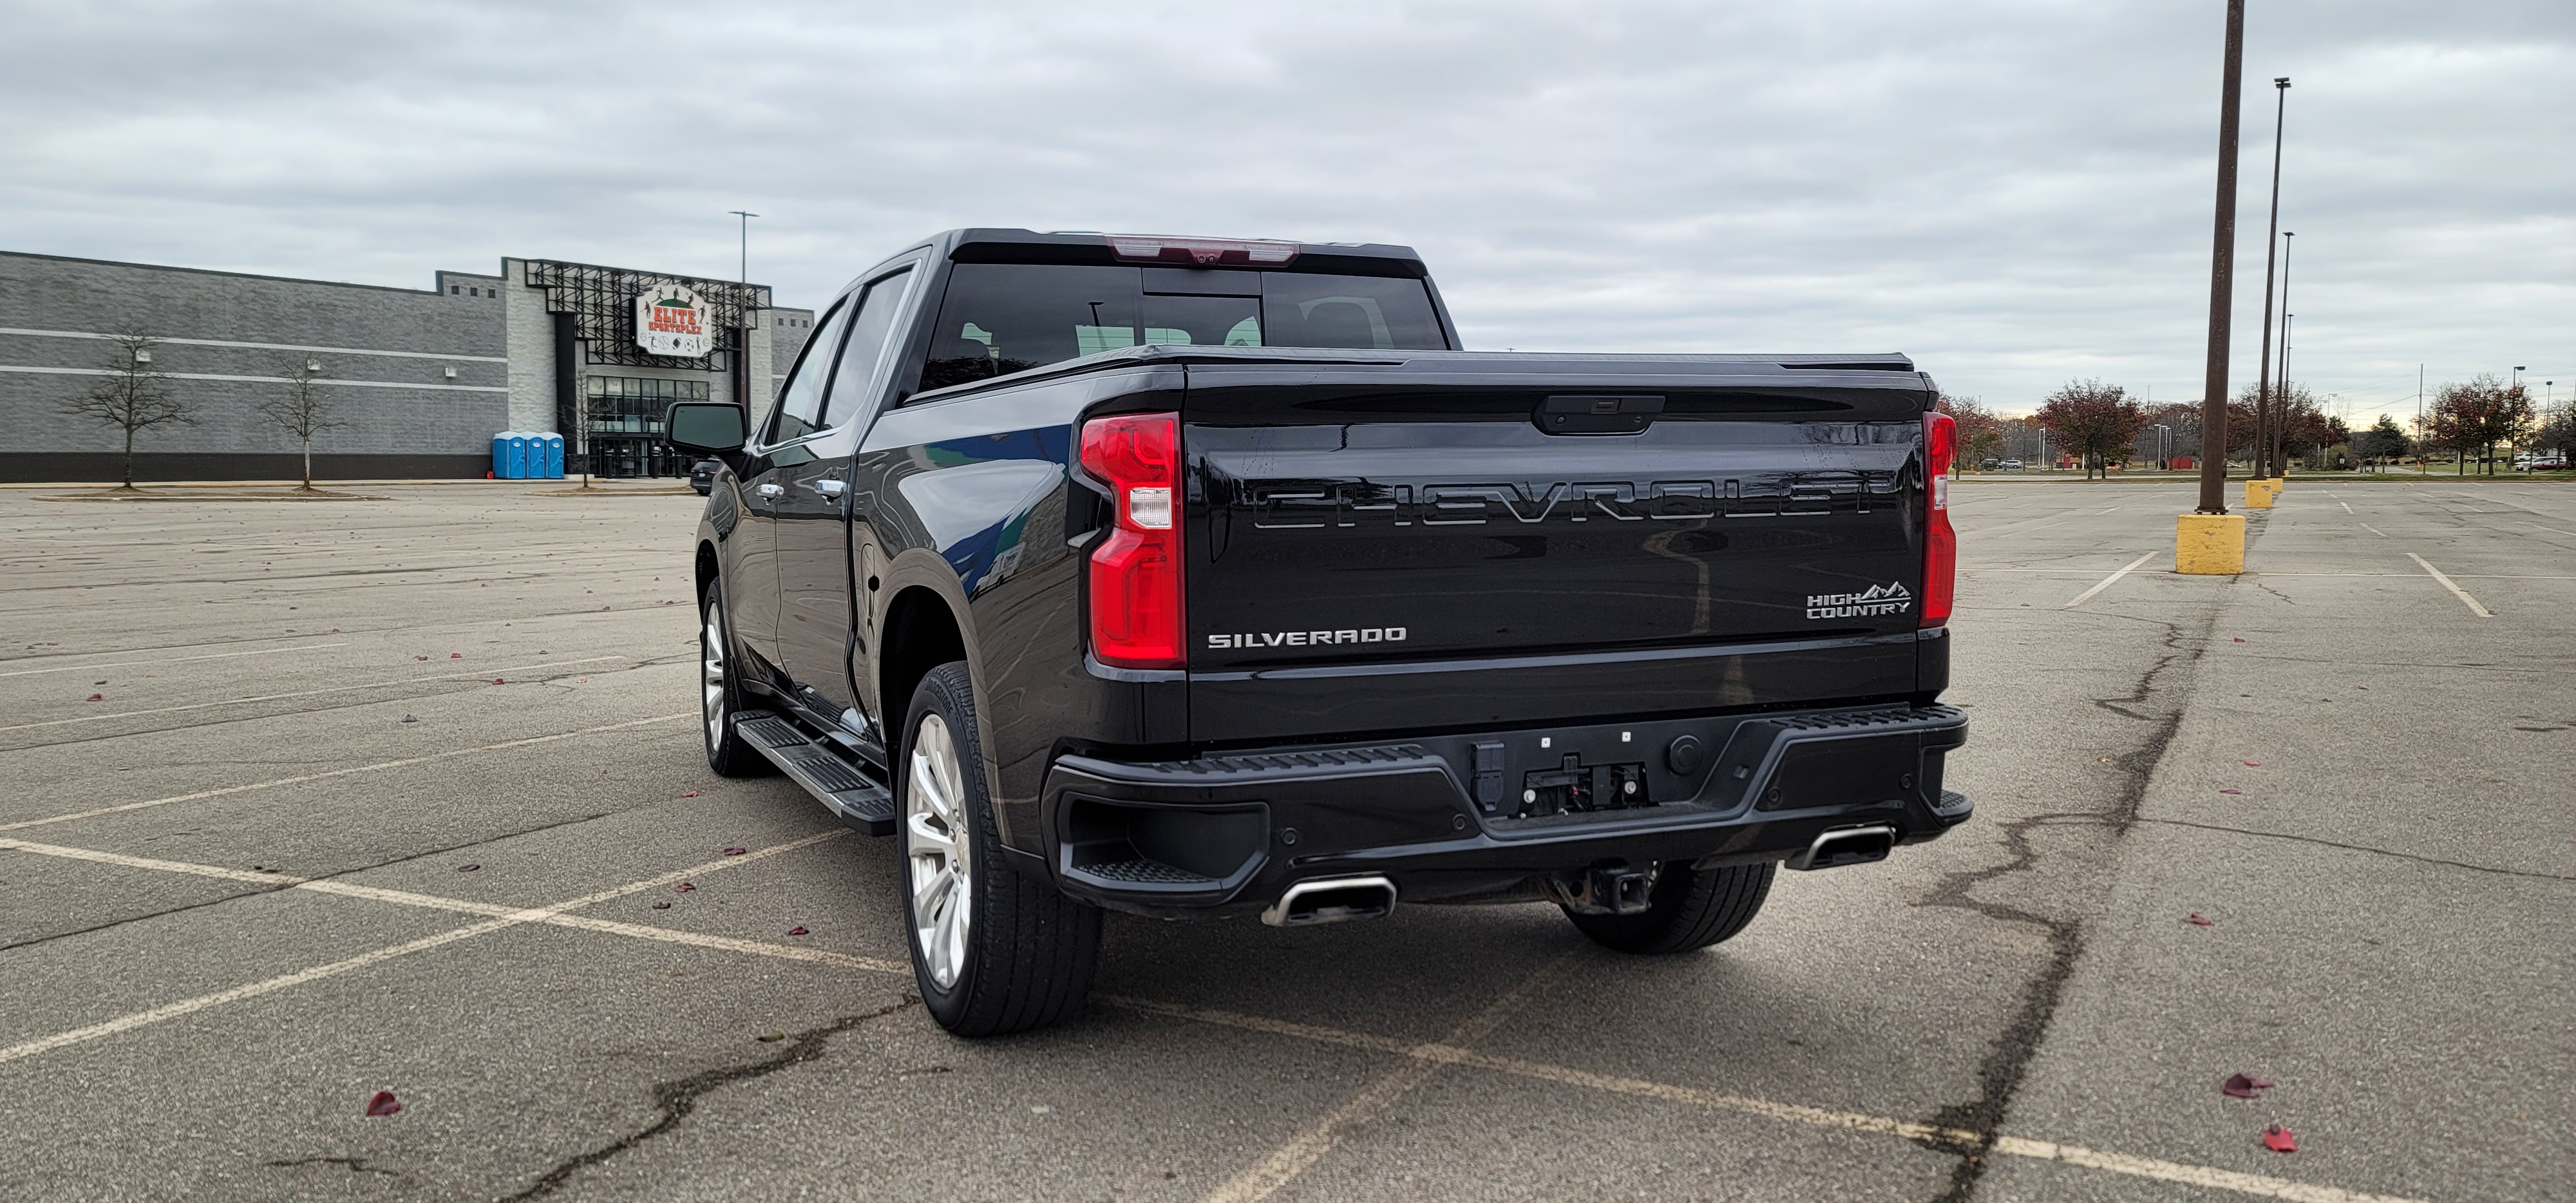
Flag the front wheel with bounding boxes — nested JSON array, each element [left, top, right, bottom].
[[899, 662, 1101, 1036], [1564, 860, 1775, 954]]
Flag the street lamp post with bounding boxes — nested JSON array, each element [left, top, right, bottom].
[[2273, 232, 2295, 476], [728, 211, 759, 285], [2192, 0, 2249, 520], [2250, 77, 2290, 482]]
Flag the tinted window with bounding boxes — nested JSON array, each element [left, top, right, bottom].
[[1262, 274, 1446, 350], [915, 264, 1448, 397], [820, 266, 913, 428], [767, 296, 851, 444]]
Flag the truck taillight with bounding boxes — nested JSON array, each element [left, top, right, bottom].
[[1922, 410, 1956, 629], [1079, 413, 1186, 668]]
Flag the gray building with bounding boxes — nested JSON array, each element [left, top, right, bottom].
[[0, 251, 813, 482]]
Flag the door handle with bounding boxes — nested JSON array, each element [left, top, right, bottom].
[[811, 478, 846, 498], [755, 483, 784, 498]]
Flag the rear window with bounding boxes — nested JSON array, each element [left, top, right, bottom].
[[916, 263, 1446, 394]]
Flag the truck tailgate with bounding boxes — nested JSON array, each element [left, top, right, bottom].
[[1182, 352, 1935, 743]]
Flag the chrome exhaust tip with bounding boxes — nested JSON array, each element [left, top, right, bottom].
[[1260, 875, 1398, 927], [1785, 824, 1898, 871]]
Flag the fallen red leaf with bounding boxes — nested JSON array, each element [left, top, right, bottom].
[[2188, 913, 2213, 925], [417, 656, 428, 661], [2231, 637, 2246, 643], [86, 694, 103, 702], [2243, 760, 2260, 766], [365, 1090, 402, 1117], [2222, 1073, 2275, 1099], [2219, 788, 2240, 795], [2261, 1125, 2297, 1153], [402, 714, 418, 723], [788, 926, 809, 936], [491, 678, 505, 685], [457, 864, 480, 873], [679, 790, 701, 798], [673, 882, 695, 893], [722, 847, 748, 857], [449, 652, 462, 658]]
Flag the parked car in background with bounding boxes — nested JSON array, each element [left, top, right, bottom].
[[688, 458, 721, 495], [2000, 459, 2024, 471]]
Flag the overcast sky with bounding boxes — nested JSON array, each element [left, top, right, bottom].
[[4, 1, 2568, 420]]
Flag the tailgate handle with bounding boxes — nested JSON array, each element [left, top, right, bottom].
[[1537, 394, 1663, 435]]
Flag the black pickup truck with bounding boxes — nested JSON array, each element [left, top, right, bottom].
[[667, 229, 1970, 1036]]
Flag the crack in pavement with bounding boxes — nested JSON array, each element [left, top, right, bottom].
[[263, 1154, 401, 1179], [2132, 817, 2576, 882], [500, 998, 920, 1200], [1910, 592, 2228, 1202], [0, 810, 614, 952]]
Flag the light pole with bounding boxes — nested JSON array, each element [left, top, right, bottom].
[[2273, 232, 2294, 476], [2192, 0, 2249, 520], [2250, 77, 2290, 482], [728, 211, 759, 284]]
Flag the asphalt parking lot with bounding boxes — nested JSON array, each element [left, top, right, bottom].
[[2, 478, 2568, 1202]]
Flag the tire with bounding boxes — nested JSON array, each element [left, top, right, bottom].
[[898, 661, 1101, 1036], [698, 579, 773, 778], [1564, 860, 1776, 954]]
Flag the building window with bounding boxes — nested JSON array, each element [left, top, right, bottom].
[[451, 285, 462, 294], [583, 375, 714, 435]]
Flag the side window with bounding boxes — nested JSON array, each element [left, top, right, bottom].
[[766, 296, 853, 444], [820, 266, 914, 428]]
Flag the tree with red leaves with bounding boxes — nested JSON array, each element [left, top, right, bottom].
[[1937, 393, 2005, 472], [2034, 380, 2145, 480], [2427, 375, 2535, 476]]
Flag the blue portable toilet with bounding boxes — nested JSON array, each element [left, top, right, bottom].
[[490, 432, 513, 478], [504, 433, 532, 480], [540, 432, 565, 478]]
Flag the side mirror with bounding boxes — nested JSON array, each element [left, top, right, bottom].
[[665, 402, 746, 453]]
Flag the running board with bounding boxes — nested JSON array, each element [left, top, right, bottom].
[[734, 712, 896, 837]]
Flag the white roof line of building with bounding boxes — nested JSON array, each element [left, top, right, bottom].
[[0, 365, 507, 393], [0, 328, 507, 365]]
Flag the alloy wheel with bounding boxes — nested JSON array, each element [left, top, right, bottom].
[[906, 713, 973, 989], [701, 602, 728, 748]]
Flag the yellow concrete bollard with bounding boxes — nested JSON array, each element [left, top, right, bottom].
[[2244, 480, 2275, 509], [2176, 513, 2246, 574]]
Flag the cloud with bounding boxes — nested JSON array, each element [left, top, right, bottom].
[[3, 0, 2568, 419]]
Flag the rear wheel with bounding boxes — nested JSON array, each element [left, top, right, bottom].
[[1564, 860, 1775, 954], [698, 580, 771, 778], [899, 662, 1101, 1036]]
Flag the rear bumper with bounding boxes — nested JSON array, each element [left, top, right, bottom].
[[1038, 702, 1970, 918]]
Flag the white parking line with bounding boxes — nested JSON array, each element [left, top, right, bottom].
[[0, 713, 691, 833], [2360, 524, 2388, 538], [2339, 501, 2354, 513], [2063, 551, 2160, 608], [0, 656, 631, 734], [0, 835, 2428, 1203], [0, 643, 348, 680], [2406, 553, 2494, 618], [1198, 954, 1571, 1203], [2525, 521, 2576, 537], [0, 831, 848, 1066]]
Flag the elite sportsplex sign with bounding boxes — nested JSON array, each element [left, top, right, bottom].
[[635, 285, 712, 357]]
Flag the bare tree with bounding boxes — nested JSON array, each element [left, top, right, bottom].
[[61, 331, 194, 489], [256, 358, 346, 491]]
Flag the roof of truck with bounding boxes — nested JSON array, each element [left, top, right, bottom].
[[904, 344, 1924, 408]]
